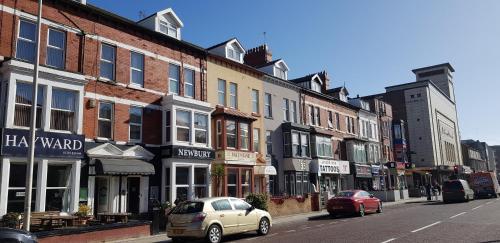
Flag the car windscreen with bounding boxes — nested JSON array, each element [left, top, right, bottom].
[[444, 181, 463, 190], [171, 201, 204, 214], [337, 191, 356, 197]]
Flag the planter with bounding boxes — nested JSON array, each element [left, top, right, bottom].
[[73, 219, 88, 227]]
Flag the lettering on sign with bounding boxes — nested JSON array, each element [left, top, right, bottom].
[[163, 145, 215, 160], [317, 160, 350, 175], [217, 150, 257, 162]]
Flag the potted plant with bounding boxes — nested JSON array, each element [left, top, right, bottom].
[[1, 212, 22, 229], [74, 204, 91, 226], [159, 201, 172, 230]]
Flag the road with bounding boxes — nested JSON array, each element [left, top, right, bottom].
[[125, 197, 500, 243]]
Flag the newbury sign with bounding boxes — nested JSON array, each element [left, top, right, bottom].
[[1, 128, 84, 158], [162, 145, 215, 160]]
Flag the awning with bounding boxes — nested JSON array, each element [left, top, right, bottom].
[[96, 158, 155, 175], [254, 165, 277, 175]]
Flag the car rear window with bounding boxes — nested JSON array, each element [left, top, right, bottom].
[[444, 181, 463, 190], [212, 199, 233, 211], [337, 191, 355, 197], [171, 201, 204, 214]]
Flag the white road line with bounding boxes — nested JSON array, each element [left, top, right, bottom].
[[411, 221, 441, 233], [381, 238, 397, 243], [472, 205, 483, 210], [285, 230, 296, 233], [485, 201, 493, 205], [449, 212, 466, 219]]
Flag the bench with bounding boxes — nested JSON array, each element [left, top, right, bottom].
[[30, 211, 63, 231]]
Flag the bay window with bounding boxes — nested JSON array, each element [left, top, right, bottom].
[[184, 68, 195, 98], [165, 111, 171, 143], [16, 20, 36, 63], [14, 82, 44, 128], [226, 120, 237, 148], [176, 110, 191, 143], [7, 163, 37, 213], [51, 88, 76, 132], [292, 133, 300, 156], [169, 64, 180, 95], [100, 43, 116, 80], [130, 52, 144, 87], [175, 167, 189, 201], [194, 113, 208, 144], [98, 101, 113, 138], [316, 136, 333, 158], [194, 167, 208, 198], [285, 131, 310, 158], [216, 120, 222, 148], [46, 29, 65, 69], [301, 134, 310, 157], [239, 123, 249, 150], [129, 106, 142, 141]]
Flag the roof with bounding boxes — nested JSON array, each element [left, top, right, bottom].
[[137, 8, 184, 27], [95, 158, 155, 175], [254, 59, 289, 71], [326, 86, 349, 96], [290, 73, 316, 83], [412, 63, 455, 73], [207, 38, 244, 51], [211, 106, 258, 120]]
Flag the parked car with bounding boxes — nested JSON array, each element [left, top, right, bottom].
[[167, 197, 272, 243], [0, 227, 37, 243], [469, 172, 500, 198], [442, 179, 475, 203], [326, 190, 382, 217]]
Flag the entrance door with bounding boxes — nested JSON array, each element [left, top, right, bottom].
[[127, 177, 140, 214], [95, 177, 110, 213]]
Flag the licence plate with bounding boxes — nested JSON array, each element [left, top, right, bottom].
[[173, 229, 184, 234]]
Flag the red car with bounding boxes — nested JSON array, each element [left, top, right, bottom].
[[326, 190, 382, 217]]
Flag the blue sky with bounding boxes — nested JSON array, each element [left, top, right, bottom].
[[89, 0, 500, 145]]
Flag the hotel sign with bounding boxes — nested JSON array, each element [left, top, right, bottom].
[[216, 150, 257, 162], [162, 145, 215, 160], [1, 128, 84, 158]]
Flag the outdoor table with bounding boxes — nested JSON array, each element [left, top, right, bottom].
[[34, 215, 78, 229], [97, 213, 131, 223]]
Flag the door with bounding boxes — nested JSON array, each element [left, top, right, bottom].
[[230, 198, 257, 232], [211, 199, 239, 234], [127, 177, 140, 214], [96, 177, 110, 213]]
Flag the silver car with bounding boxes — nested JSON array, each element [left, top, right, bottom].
[[167, 197, 272, 243]]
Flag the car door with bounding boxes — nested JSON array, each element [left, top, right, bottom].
[[211, 199, 239, 234], [361, 191, 376, 211], [230, 198, 257, 232]]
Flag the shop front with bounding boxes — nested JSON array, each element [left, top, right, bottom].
[[0, 128, 84, 216], [162, 145, 214, 204], [283, 158, 312, 196], [213, 150, 257, 198], [85, 143, 155, 215], [353, 164, 373, 190], [310, 159, 350, 206]]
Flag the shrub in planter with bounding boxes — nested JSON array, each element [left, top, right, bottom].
[[2, 212, 22, 229], [74, 204, 92, 226], [246, 193, 268, 211]]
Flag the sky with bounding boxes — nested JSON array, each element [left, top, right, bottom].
[[89, 0, 500, 145]]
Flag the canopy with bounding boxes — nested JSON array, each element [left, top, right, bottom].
[[95, 158, 155, 175], [254, 165, 277, 175]]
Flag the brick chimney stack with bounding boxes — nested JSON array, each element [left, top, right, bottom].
[[244, 44, 272, 67], [317, 70, 330, 91]]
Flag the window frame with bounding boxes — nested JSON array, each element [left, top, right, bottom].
[[290, 100, 297, 123], [264, 93, 272, 118], [282, 98, 290, 122], [13, 82, 44, 129], [129, 106, 143, 142], [226, 120, 237, 149], [169, 63, 181, 95], [175, 109, 191, 144], [46, 28, 66, 69], [251, 89, 259, 114], [184, 68, 195, 98], [130, 51, 145, 87], [253, 128, 260, 153], [229, 82, 238, 109], [194, 112, 208, 145], [16, 19, 37, 63], [97, 101, 114, 139], [266, 130, 273, 156], [217, 79, 226, 106], [99, 43, 116, 81], [50, 88, 77, 132], [239, 122, 249, 151]]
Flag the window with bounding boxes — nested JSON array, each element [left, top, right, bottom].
[[100, 43, 116, 80], [227, 47, 241, 61], [285, 132, 310, 158], [275, 67, 286, 79], [314, 107, 321, 126], [308, 105, 314, 125], [175, 167, 189, 201], [169, 64, 180, 94], [216, 120, 222, 148], [290, 100, 297, 123], [16, 20, 36, 63], [7, 163, 37, 213], [159, 20, 177, 38], [46, 164, 72, 212], [283, 98, 290, 122], [194, 167, 207, 198], [328, 111, 333, 128], [229, 82, 237, 108], [130, 52, 144, 87], [212, 199, 232, 211], [253, 128, 260, 153], [251, 89, 259, 113], [346, 117, 355, 134], [230, 198, 251, 210], [240, 123, 249, 150], [129, 106, 142, 141], [264, 93, 272, 118], [51, 88, 76, 132], [226, 120, 237, 148], [14, 82, 43, 128], [301, 134, 310, 157], [217, 79, 226, 106], [176, 110, 191, 142], [165, 111, 171, 143], [46, 29, 65, 68], [266, 130, 272, 155], [316, 136, 333, 157], [335, 113, 340, 130], [311, 80, 321, 92], [292, 133, 300, 157], [194, 113, 208, 144], [184, 68, 195, 98], [227, 169, 237, 197], [98, 102, 113, 138], [241, 169, 252, 198]]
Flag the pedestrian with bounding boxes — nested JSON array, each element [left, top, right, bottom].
[[436, 184, 442, 196], [425, 183, 432, 201]]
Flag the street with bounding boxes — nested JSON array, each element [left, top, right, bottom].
[[130, 197, 500, 243]]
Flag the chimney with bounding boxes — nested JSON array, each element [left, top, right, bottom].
[[317, 70, 329, 91], [244, 45, 272, 67]]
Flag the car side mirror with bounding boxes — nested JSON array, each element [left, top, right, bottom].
[[369, 194, 374, 198], [248, 205, 255, 211]]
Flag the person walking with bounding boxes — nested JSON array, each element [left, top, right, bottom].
[[425, 183, 432, 201]]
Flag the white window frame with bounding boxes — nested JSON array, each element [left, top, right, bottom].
[[169, 63, 180, 95], [275, 67, 286, 80], [16, 19, 36, 62], [229, 82, 238, 109], [46, 28, 66, 69], [264, 93, 272, 118], [311, 80, 321, 92], [239, 123, 249, 151], [253, 128, 260, 153], [328, 111, 333, 128], [217, 79, 226, 106], [184, 68, 195, 98], [50, 88, 76, 133], [13, 82, 44, 129], [290, 100, 297, 123], [251, 89, 259, 113], [175, 109, 191, 144], [226, 120, 237, 149], [194, 112, 208, 145], [159, 20, 177, 38], [282, 98, 290, 122], [314, 107, 320, 126], [97, 101, 113, 139], [99, 43, 116, 81], [130, 51, 144, 87], [129, 106, 143, 142]]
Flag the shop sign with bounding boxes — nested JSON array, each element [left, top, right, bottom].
[[386, 161, 406, 170], [371, 165, 380, 175], [216, 150, 256, 162], [317, 159, 350, 175], [163, 145, 215, 160], [1, 128, 84, 158], [355, 164, 372, 178]]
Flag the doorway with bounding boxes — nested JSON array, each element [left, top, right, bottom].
[[95, 177, 110, 213], [127, 177, 140, 214]]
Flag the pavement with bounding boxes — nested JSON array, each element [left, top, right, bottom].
[[107, 196, 444, 243]]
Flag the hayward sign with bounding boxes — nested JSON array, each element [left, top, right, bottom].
[[1, 128, 84, 158]]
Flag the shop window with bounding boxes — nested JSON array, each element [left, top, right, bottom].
[[46, 28, 65, 69], [194, 167, 207, 199], [16, 20, 36, 63], [239, 123, 249, 150], [100, 43, 116, 80], [98, 101, 113, 139], [7, 163, 37, 213], [14, 82, 44, 128], [175, 167, 189, 201], [226, 120, 237, 149], [176, 110, 191, 143], [129, 106, 142, 141], [194, 113, 208, 144], [46, 164, 72, 212], [51, 88, 76, 132], [184, 68, 195, 98]]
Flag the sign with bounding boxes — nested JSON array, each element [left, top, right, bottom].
[[386, 161, 406, 170], [355, 164, 372, 178], [311, 159, 350, 175], [216, 150, 256, 162], [1, 128, 84, 158], [162, 145, 215, 160], [371, 165, 380, 175], [283, 158, 310, 172]]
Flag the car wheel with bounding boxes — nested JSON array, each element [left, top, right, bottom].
[[206, 224, 222, 243], [329, 211, 336, 218], [376, 202, 383, 213], [358, 204, 365, 217], [257, 217, 270, 235]]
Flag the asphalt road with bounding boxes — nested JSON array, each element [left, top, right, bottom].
[[129, 197, 500, 243]]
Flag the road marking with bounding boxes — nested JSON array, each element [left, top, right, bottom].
[[285, 230, 296, 233], [381, 238, 397, 243], [449, 212, 466, 219], [485, 201, 493, 205], [472, 205, 483, 210], [411, 221, 441, 233], [245, 238, 258, 241], [329, 221, 337, 225]]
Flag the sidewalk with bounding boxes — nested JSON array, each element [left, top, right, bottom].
[[107, 196, 441, 242]]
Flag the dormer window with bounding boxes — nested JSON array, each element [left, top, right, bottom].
[[227, 47, 241, 62], [311, 80, 321, 92], [275, 67, 286, 80], [137, 8, 184, 40], [339, 92, 347, 102], [159, 20, 177, 38]]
